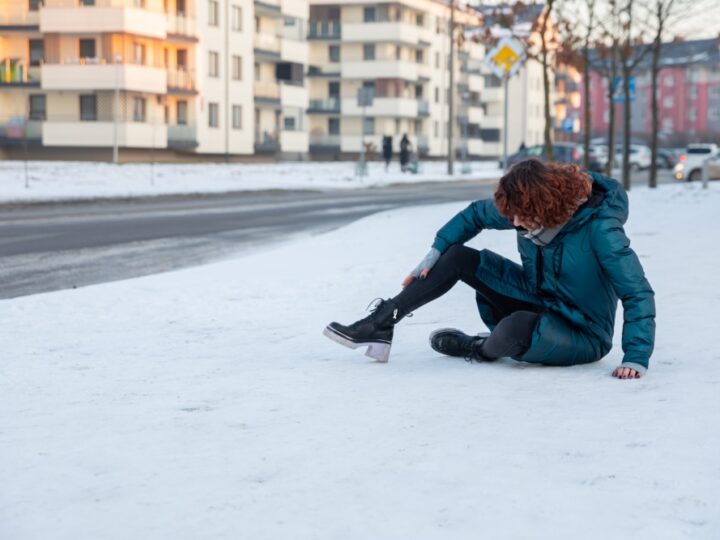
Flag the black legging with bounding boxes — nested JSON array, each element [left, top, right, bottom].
[[391, 245, 542, 359]]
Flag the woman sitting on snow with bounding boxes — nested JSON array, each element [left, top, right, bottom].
[[323, 158, 655, 379]]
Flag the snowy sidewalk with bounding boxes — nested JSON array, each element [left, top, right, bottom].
[[0, 160, 500, 204], [1, 183, 718, 539]]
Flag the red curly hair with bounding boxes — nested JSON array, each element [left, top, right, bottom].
[[494, 159, 592, 228]]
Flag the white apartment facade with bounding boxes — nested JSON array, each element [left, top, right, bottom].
[[305, 0, 487, 159], [0, 0, 309, 159]]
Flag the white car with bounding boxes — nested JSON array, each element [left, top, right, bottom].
[[674, 144, 720, 182], [614, 144, 652, 171]]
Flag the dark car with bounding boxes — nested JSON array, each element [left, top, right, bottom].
[[505, 143, 603, 172], [656, 148, 678, 169]]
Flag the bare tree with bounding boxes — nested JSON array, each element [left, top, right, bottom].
[[537, 0, 557, 160], [618, 0, 652, 190], [581, 0, 597, 169]]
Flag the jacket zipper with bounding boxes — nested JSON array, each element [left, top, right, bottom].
[[536, 246, 545, 293]]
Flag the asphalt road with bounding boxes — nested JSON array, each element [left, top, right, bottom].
[[0, 169, 676, 300], [0, 179, 498, 299]]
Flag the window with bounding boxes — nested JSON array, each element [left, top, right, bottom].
[[232, 105, 242, 129], [79, 39, 96, 60], [662, 117, 673, 130], [395, 118, 401, 133], [363, 7, 376, 22], [435, 51, 440, 69], [689, 107, 697, 121], [396, 46, 401, 60], [133, 43, 146, 65], [689, 86, 698, 99], [208, 102, 219, 127], [232, 55, 242, 80], [29, 39, 44, 66], [416, 14, 424, 26], [79, 95, 97, 121], [363, 117, 374, 135], [29, 94, 46, 120], [329, 45, 340, 63], [133, 97, 146, 122], [209, 0, 219, 26], [664, 74, 674, 87], [328, 117, 340, 135], [208, 51, 219, 77], [80, 0, 95, 5], [663, 95, 674, 108], [328, 81, 340, 98], [363, 44, 375, 61], [434, 120, 438, 137], [232, 5, 242, 31], [29, 0, 42, 10], [177, 49, 187, 68], [284, 116, 296, 131], [415, 49, 423, 64], [434, 86, 439, 103], [177, 100, 188, 125]]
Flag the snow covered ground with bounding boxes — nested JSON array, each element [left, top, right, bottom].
[[0, 160, 500, 204], [1, 182, 718, 539]]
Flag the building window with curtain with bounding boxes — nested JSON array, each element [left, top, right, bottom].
[[80, 95, 97, 121], [208, 102, 219, 127], [209, 51, 219, 77], [209, 1, 219, 26], [133, 97, 146, 122], [29, 95, 46, 120], [232, 105, 242, 129]]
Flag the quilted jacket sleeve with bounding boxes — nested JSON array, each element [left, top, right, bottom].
[[432, 199, 514, 253], [591, 217, 656, 370]]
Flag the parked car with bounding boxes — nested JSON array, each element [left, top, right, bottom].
[[506, 142, 603, 172], [614, 144, 652, 171], [673, 143, 720, 181], [656, 148, 678, 169]]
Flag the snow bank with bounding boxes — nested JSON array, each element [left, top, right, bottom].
[[0, 182, 718, 539], [0, 160, 500, 204]]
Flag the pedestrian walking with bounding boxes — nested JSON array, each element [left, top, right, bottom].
[[382, 136, 393, 172], [324, 159, 655, 379], [399, 134, 411, 172]]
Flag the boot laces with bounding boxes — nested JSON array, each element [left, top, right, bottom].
[[364, 298, 413, 318]]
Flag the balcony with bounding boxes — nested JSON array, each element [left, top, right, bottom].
[[280, 39, 308, 65], [255, 131, 280, 153], [167, 68, 196, 94], [341, 97, 421, 118], [42, 121, 168, 148], [254, 81, 281, 106], [254, 0, 282, 18], [42, 61, 167, 94], [308, 20, 341, 40], [0, 59, 41, 87], [40, 2, 166, 39], [417, 99, 430, 117], [308, 98, 340, 113], [342, 22, 427, 47], [166, 13, 198, 40], [309, 133, 341, 150], [0, 7, 40, 28], [0, 119, 42, 146], [168, 124, 197, 148], [341, 61, 417, 81]]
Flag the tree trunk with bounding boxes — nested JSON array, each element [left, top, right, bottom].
[[583, 48, 591, 169], [540, 0, 555, 160], [622, 65, 631, 190], [649, 41, 660, 188]]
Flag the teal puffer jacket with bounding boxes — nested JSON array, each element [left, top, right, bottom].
[[431, 172, 656, 369]]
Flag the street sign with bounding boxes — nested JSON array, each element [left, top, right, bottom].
[[561, 116, 575, 132], [484, 37, 525, 79], [612, 76, 636, 103]]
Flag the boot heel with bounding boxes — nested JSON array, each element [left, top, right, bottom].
[[365, 342, 391, 363]]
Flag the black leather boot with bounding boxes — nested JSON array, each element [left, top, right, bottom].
[[323, 299, 403, 363], [429, 329, 495, 362]]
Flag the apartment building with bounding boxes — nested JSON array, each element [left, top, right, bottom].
[[305, 0, 485, 159], [0, 0, 309, 159]]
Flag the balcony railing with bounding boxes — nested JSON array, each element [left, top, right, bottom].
[[168, 124, 197, 148], [255, 131, 280, 152], [167, 13, 196, 37], [0, 8, 40, 26], [310, 134, 341, 147], [308, 98, 340, 112], [417, 99, 429, 116], [0, 59, 41, 85], [167, 68, 195, 91], [308, 20, 341, 39], [254, 81, 281, 100], [254, 33, 281, 53], [44, 0, 163, 10]]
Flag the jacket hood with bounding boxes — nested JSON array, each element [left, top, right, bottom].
[[588, 171, 629, 225]]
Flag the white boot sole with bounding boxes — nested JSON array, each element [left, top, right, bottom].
[[323, 326, 391, 363]]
